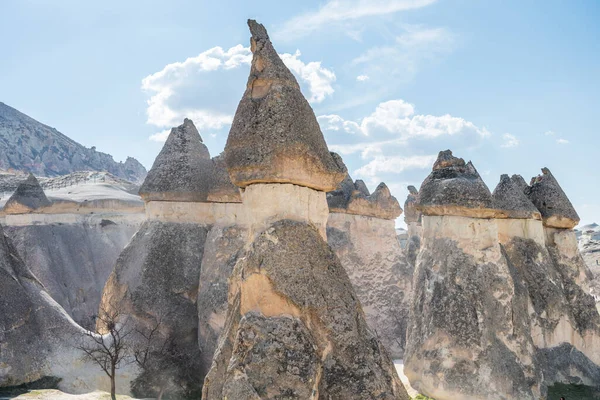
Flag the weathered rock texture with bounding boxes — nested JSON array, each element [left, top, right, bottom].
[[404, 186, 422, 269], [224, 21, 346, 191], [0, 102, 146, 183], [4, 216, 141, 328], [203, 20, 407, 400], [405, 151, 600, 400], [139, 119, 212, 202], [526, 168, 580, 229], [3, 174, 51, 214], [326, 173, 411, 358], [0, 223, 136, 395], [327, 174, 402, 220]]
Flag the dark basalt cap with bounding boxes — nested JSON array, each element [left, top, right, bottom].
[[525, 168, 580, 228], [492, 174, 541, 219], [327, 174, 402, 220], [139, 118, 213, 202], [404, 185, 421, 224], [3, 173, 51, 214], [207, 154, 242, 203], [510, 174, 529, 193], [224, 20, 346, 192], [417, 150, 495, 217]]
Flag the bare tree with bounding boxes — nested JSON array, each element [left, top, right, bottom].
[[75, 298, 132, 400]]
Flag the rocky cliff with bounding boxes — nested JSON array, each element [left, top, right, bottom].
[[0, 102, 146, 183], [404, 150, 600, 400]]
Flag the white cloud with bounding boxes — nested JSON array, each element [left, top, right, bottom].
[[149, 129, 171, 142], [355, 154, 437, 177], [544, 130, 555, 136], [321, 99, 489, 143], [277, 0, 437, 39], [501, 133, 519, 148], [557, 138, 570, 144], [143, 45, 336, 141], [356, 75, 370, 81], [280, 50, 336, 103]]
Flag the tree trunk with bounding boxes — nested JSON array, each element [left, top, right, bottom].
[[110, 365, 116, 400], [158, 387, 165, 400]]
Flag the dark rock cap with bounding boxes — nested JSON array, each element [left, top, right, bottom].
[[139, 119, 213, 202], [417, 150, 495, 217], [510, 174, 529, 193], [404, 185, 421, 224], [224, 20, 346, 191], [525, 167, 580, 228], [492, 174, 541, 219], [207, 154, 242, 203], [327, 174, 402, 220], [3, 173, 51, 214]]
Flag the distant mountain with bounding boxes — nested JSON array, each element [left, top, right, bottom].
[[0, 102, 146, 183]]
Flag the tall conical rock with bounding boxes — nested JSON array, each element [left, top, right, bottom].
[[139, 118, 213, 202], [404, 185, 422, 269], [526, 168, 580, 228], [417, 150, 496, 218], [492, 174, 541, 220], [3, 173, 51, 214], [224, 20, 346, 191], [204, 20, 407, 400]]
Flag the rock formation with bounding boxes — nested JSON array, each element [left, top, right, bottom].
[[0, 223, 136, 395], [3, 173, 51, 214], [0, 102, 147, 183], [526, 168, 580, 229], [405, 150, 600, 399], [404, 185, 422, 268], [327, 174, 411, 358], [203, 20, 407, 400]]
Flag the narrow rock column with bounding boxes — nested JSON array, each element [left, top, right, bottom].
[[404, 185, 422, 267], [203, 20, 408, 400], [405, 150, 537, 400]]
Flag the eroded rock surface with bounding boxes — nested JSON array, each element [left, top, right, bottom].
[[224, 20, 346, 191], [3, 174, 51, 214], [526, 168, 580, 228]]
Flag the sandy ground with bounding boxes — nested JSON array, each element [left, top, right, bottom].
[[8, 390, 140, 400]]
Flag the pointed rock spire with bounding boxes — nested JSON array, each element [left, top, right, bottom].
[[139, 118, 213, 202], [224, 20, 346, 191], [3, 173, 51, 214], [492, 174, 541, 219], [417, 150, 494, 217], [526, 167, 580, 228], [404, 185, 421, 224], [207, 154, 242, 203]]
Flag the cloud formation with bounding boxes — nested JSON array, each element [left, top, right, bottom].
[[277, 0, 437, 39], [143, 45, 336, 141], [501, 133, 519, 148]]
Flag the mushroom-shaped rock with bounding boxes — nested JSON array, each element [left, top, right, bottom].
[[3, 173, 51, 214], [139, 119, 213, 202], [511, 174, 529, 193], [525, 167, 580, 229], [224, 20, 346, 191], [492, 174, 541, 219], [207, 154, 242, 203], [404, 185, 421, 224], [417, 150, 495, 218], [328, 176, 402, 220]]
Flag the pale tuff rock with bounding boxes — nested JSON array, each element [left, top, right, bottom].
[[224, 20, 346, 191], [3, 174, 51, 214], [203, 221, 408, 400], [327, 212, 412, 358], [327, 174, 402, 220], [525, 168, 580, 229], [492, 174, 541, 220], [417, 150, 497, 218], [204, 20, 406, 400], [139, 118, 213, 202], [0, 224, 135, 395], [406, 150, 600, 399], [404, 186, 422, 268]]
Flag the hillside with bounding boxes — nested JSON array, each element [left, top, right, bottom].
[[0, 102, 146, 183]]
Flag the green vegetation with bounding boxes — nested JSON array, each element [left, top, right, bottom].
[[547, 383, 600, 400], [413, 395, 435, 400]]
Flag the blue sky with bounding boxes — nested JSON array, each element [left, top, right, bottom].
[[1, 0, 599, 227]]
